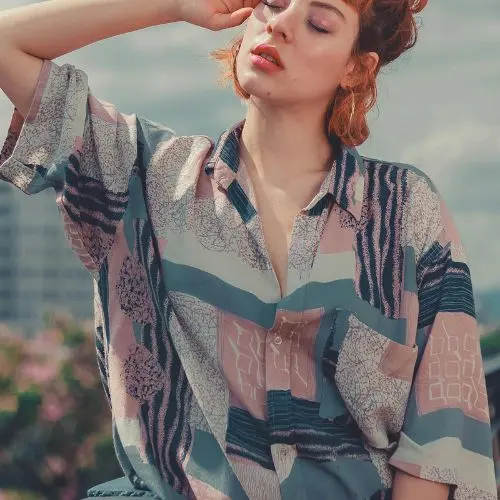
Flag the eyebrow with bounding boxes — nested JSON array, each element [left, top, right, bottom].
[[310, 1, 346, 20]]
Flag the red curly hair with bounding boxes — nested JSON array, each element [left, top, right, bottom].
[[210, 0, 428, 146]]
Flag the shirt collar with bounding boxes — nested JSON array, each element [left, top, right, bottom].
[[204, 119, 365, 222]]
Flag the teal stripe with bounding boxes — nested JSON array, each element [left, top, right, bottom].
[[304, 280, 408, 345], [162, 260, 320, 325], [186, 429, 249, 499], [403, 395, 493, 457], [227, 179, 256, 224], [280, 456, 385, 499], [404, 246, 417, 293], [226, 407, 273, 469], [161, 259, 276, 327], [162, 260, 409, 345], [314, 312, 336, 402]]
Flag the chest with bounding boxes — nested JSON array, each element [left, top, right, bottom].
[[150, 150, 409, 319], [249, 176, 326, 299]]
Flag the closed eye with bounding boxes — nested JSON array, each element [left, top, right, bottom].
[[309, 21, 330, 33], [262, 1, 330, 34], [262, 0, 281, 10]]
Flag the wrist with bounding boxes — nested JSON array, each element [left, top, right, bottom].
[[149, 0, 182, 25]]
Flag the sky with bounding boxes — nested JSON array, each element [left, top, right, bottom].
[[0, 0, 499, 292]]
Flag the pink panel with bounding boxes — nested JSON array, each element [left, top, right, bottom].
[[156, 237, 168, 258], [266, 308, 322, 400], [26, 59, 52, 124], [218, 312, 268, 420], [73, 135, 83, 154], [379, 341, 417, 383], [187, 475, 231, 500], [400, 289, 419, 347], [218, 308, 323, 418], [415, 312, 489, 422], [106, 220, 141, 418], [195, 165, 217, 199]]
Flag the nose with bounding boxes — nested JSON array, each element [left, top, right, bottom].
[[265, 8, 298, 42]]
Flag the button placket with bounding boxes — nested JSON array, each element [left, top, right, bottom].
[[265, 315, 296, 435], [271, 318, 285, 347]]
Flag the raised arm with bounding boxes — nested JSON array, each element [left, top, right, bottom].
[[0, 0, 260, 276], [0, 0, 260, 119], [0, 0, 179, 119]]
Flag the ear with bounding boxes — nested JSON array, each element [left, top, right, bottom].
[[365, 51, 380, 73], [340, 51, 380, 89], [340, 58, 357, 90]]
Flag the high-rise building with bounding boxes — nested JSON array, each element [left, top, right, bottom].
[[0, 183, 93, 336]]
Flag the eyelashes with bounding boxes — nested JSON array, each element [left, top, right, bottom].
[[309, 21, 330, 33], [262, 0, 281, 10], [261, 0, 331, 34]]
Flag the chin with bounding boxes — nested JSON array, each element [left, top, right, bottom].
[[242, 81, 274, 100], [238, 74, 283, 103], [236, 58, 281, 100]]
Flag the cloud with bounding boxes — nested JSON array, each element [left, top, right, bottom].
[[452, 212, 500, 292], [403, 121, 500, 185]]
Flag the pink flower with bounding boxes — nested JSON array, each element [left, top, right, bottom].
[[40, 399, 65, 422], [45, 455, 68, 476], [72, 363, 97, 388], [18, 362, 58, 385], [39, 393, 75, 422]]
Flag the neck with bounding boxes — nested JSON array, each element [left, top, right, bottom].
[[240, 97, 336, 187]]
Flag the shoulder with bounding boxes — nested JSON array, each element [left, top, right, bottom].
[[134, 116, 214, 176], [360, 154, 438, 194], [359, 153, 453, 263], [136, 116, 214, 153], [359, 153, 443, 210]]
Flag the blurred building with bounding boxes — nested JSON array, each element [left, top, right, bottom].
[[0, 183, 93, 336]]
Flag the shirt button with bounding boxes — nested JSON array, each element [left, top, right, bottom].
[[274, 336, 283, 345]]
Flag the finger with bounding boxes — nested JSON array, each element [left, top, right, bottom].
[[227, 7, 254, 26], [211, 6, 253, 31]]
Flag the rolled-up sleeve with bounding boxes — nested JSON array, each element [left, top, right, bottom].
[[0, 59, 138, 274], [389, 187, 497, 499]]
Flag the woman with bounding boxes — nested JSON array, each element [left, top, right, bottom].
[[0, 0, 496, 498]]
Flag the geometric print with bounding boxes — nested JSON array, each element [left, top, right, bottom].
[[416, 312, 489, 422]]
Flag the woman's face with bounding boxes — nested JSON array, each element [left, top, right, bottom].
[[237, 0, 360, 107]]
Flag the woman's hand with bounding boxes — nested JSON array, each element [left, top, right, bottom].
[[175, 0, 261, 31]]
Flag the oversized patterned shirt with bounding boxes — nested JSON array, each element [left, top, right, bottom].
[[0, 60, 497, 500]]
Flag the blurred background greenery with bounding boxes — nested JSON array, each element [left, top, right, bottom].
[[0, 314, 121, 500]]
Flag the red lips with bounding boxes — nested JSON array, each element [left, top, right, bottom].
[[251, 44, 284, 68]]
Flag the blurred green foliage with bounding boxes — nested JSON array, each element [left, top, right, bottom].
[[0, 313, 121, 500], [481, 327, 500, 358]]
